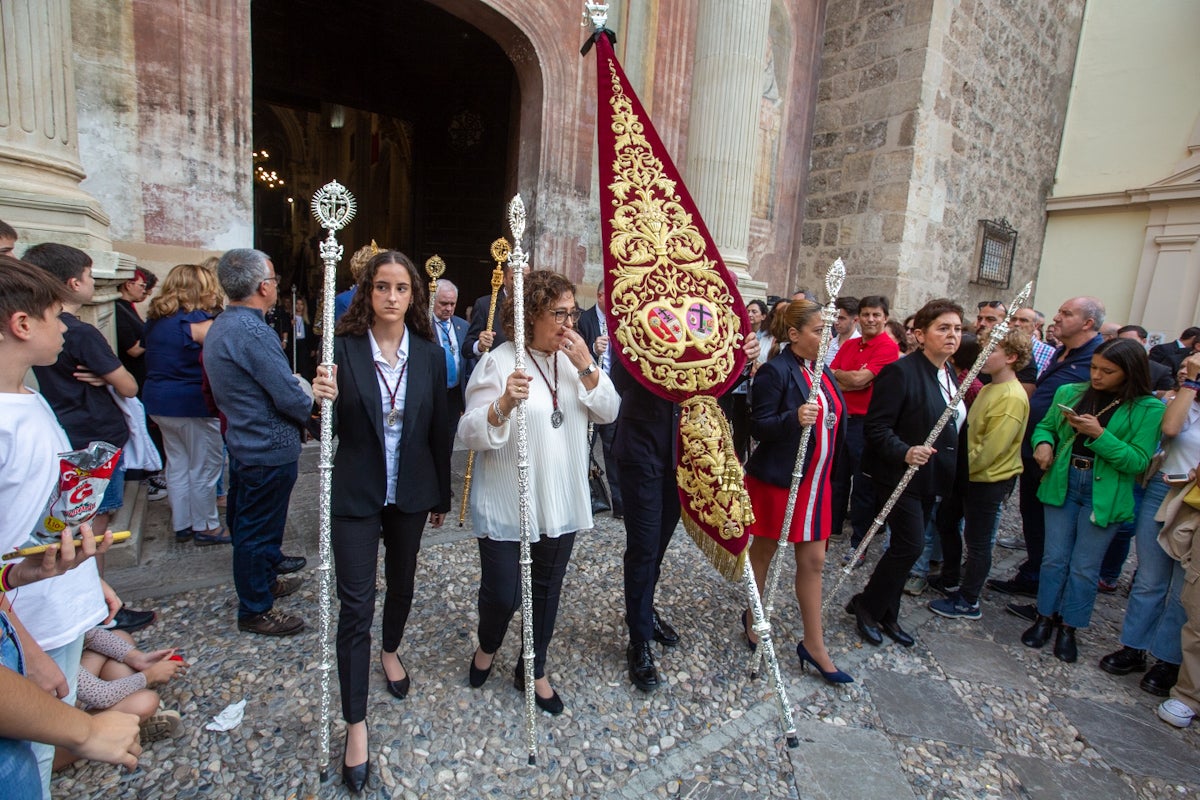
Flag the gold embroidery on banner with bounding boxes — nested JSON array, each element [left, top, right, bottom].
[[676, 396, 754, 542], [604, 58, 742, 395]]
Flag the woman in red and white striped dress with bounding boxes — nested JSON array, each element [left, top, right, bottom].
[[741, 299, 852, 684]]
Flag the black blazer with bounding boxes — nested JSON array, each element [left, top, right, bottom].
[[577, 305, 603, 355], [331, 332, 452, 518], [611, 355, 675, 468], [863, 352, 963, 498], [464, 289, 508, 373], [745, 352, 847, 488]]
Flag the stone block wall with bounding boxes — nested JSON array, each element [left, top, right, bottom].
[[799, 0, 1083, 315]]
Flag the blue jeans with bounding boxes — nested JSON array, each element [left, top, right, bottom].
[[1037, 466, 1120, 628], [96, 451, 127, 514], [0, 614, 39, 800], [1099, 481, 1144, 584], [1119, 473, 1187, 664], [911, 498, 945, 577], [229, 456, 298, 618]]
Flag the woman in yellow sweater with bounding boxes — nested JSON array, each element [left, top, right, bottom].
[[929, 329, 1031, 620]]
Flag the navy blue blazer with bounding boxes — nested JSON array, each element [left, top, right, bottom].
[[745, 352, 847, 488], [331, 332, 452, 518], [434, 315, 469, 389]]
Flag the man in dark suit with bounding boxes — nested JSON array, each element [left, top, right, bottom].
[[432, 279, 469, 445], [615, 335, 760, 692], [576, 281, 623, 518], [1149, 326, 1200, 375], [464, 264, 528, 376]]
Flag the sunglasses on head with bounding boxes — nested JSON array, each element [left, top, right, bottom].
[[978, 301, 1003, 309]]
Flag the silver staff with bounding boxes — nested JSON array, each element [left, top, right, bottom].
[[823, 281, 1033, 610], [291, 284, 299, 373], [751, 258, 845, 678], [507, 194, 539, 765], [740, 559, 799, 748], [310, 179, 357, 783]]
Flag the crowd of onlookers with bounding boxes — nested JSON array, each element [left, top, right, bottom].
[[2, 212, 1199, 797]]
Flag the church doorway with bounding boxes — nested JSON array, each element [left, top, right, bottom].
[[251, 0, 519, 315]]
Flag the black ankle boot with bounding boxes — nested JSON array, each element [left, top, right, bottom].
[[1021, 614, 1056, 648], [1054, 625, 1077, 663]]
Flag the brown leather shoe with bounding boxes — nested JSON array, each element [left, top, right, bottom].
[[238, 608, 305, 636], [270, 575, 303, 598]]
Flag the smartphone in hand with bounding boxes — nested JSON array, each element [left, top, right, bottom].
[[1057, 403, 1079, 416], [1164, 473, 1191, 485]]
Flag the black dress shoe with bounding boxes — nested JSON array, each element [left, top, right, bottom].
[[847, 595, 883, 646], [1005, 602, 1037, 622], [627, 641, 659, 692], [468, 649, 494, 689], [514, 659, 565, 715], [740, 609, 757, 652], [879, 619, 915, 647], [1021, 614, 1056, 649], [987, 576, 1039, 597], [1140, 660, 1180, 697], [381, 652, 410, 700], [342, 731, 369, 794], [651, 608, 680, 647], [1053, 625, 1078, 663], [101, 606, 157, 634], [276, 555, 307, 575], [1099, 646, 1147, 675]]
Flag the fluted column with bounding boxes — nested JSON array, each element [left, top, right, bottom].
[[684, 0, 771, 299], [0, 0, 116, 257]]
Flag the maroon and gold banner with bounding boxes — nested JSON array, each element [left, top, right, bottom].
[[592, 33, 753, 581]]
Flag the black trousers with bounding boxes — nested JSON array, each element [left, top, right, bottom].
[[858, 486, 934, 624], [1016, 455, 1046, 583], [619, 459, 681, 644], [940, 478, 1016, 603], [445, 385, 465, 450], [332, 505, 426, 724], [476, 533, 576, 679]]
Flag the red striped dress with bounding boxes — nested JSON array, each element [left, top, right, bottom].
[[745, 366, 843, 543]]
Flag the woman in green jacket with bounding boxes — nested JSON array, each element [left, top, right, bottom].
[[1022, 338, 1165, 662]]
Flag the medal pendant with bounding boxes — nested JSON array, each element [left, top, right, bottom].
[[550, 409, 564, 429], [386, 408, 399, 427], [825, 411, 837, 430]]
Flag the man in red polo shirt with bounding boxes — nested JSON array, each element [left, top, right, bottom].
[[830, 295, 901, 555]]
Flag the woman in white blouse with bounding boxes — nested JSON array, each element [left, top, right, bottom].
[[458, 270, 619, 715]]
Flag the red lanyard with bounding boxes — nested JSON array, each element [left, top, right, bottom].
[[526, 349, 559, 414], [374, 359, 408, 425]]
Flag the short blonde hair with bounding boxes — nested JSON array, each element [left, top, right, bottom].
[[147, 263, 223, 319], [985, 328, 1033, 372]]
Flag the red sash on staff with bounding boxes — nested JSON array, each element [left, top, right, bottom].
[[591, 33, 753, 581]]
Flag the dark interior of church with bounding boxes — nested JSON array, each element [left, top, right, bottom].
[[251, 0, 517, 306]]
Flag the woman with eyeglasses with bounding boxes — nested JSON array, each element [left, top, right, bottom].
[[458, 270, 619, 715], [1022, 338, 1164, 663]]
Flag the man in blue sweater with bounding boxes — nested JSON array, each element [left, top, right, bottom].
[[205, 249, 338, 636]]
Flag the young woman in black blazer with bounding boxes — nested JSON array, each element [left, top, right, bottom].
[[330, 250, 451, 793], [847, 298, 966, 648]]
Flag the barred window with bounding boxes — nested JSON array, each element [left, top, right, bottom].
[[972, 218, 1017, 289]]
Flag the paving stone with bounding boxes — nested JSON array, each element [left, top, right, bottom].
[[1053, 696, 1197, 785], [923, 631, 1032, 690], [786, 718, 916, 800], [1004, 753, 1137, 800], [865, 669, 993, 749]]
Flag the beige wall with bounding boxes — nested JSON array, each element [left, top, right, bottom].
[[1052, 0, 1200, 197], [1035, 208, 1149, 323]]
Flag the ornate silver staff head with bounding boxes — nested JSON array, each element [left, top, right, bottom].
[[311, 180, 357, 265], [583, 2, 609, 30], [507, 195, 529, 272], [821, 257, 846, 321]]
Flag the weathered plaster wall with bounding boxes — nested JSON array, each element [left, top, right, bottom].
[[800, 0, 1083, 315]]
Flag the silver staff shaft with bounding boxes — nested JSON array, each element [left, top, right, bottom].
[[309, 180, 356, 784], [823, 282, 1033, 610], [742, 559, 800, 748], [291, 285, 299, 374], [507, 194, 539, 765], [751, 259, 844, 678]]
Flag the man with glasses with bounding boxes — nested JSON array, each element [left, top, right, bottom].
[[1013, 307, 1055, 376], [432, 279, 468, 447], [205, 249, 338, 636]]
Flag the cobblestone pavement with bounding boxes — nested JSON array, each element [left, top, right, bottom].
[[56, 446, 1200, 799]]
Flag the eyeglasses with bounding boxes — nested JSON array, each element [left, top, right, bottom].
[[549, 308, 583, 324], [978, 300, 1003, 309], [262, 275, 280, 286]]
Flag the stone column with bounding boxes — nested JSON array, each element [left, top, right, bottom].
[[0, 0, 121, 260], [684, 0, 771, 300]]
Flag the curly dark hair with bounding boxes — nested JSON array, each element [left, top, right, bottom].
[[335, 250, 434, 342], [500, 270, 576, 343]]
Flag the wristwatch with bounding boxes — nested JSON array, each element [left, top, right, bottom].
[[578, 363, 597, 379]]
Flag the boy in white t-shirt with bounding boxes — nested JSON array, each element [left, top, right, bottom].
[[0, 256, 131, 798]]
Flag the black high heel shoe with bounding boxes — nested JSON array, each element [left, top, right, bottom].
[[514, 658, 564, 715], [796, 641, 853, 684], [342, 727, 369, 794], [741, 609, 757, 652], [469, 648, 494, 688], [381, 651, 410, 699]]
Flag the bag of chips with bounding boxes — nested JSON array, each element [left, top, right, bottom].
[[24, 441, 122, 547]]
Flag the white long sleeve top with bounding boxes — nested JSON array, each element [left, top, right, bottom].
[[457, 342, 620, 541]]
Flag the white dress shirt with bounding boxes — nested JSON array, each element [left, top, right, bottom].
[[368, 327, 410, 505]]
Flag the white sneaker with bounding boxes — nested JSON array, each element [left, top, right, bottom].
[[140, 709, 183, 742], [147, 476, 169, 502], [996, 534, 1024, 550], [1157, 698, 1195, 728]]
